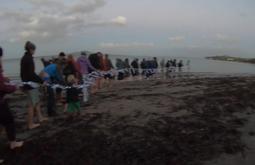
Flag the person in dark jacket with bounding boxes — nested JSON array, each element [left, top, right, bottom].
[[89, 52, 103, 93], [89, 52, 101, 70], [124, 58, 131, 77], [20, 41, 47, 129], [140, 58, 147, 75], [131, 58, 139, 76], [178, 60, 183, 72], [116, 58, 125, 80], [0, 47, 23, 155], [152, 57, 158, 73]]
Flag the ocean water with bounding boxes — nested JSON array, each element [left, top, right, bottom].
[[2, 55, 255, 79]]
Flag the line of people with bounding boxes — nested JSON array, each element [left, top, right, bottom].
[[0, 41, 190, 163], [1, 41, 117, 163], [116, 57, 159, 79], [160, 59, 190, 73]]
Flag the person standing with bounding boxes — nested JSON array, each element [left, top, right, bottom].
[[101, 54, 114, 87], [152, 57, 158, 73], [178, 60, 184, 72], [89, 52, 103, 93], [124, 58, 131, 77], [160, 58, 165, 73], [140, 58, 147, 76], [131, 58, 139, 76], [20, 41, 47, 129], [0, 47, 24, 164], [116, 59, 125, 80], [63, 55, 77, 82], [77, 52, 97, 102], [66, 75, 81, 116]]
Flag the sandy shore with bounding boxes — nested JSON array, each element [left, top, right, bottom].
[[1, 75, 255, 165]]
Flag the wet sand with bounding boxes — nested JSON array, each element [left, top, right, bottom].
[[1, 75, 255, 165]]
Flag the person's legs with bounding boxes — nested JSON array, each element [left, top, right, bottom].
[[74, 102, 81, 116], [108, 78, 113, 88], [92, 78, 101, 93], [27, 104, 40, 129], [7, 122, 23, 149], [63, 103, 68, 113], [97, 78, 101, 90], [0, 102, 24, 149], [82, 87, 89, 103], [103, 75, 110, 88], [27, 90, 40, 129], [47, 86, 56, 116], [35, 102, 48, 122]]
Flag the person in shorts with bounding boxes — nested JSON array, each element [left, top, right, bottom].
[[20, 41, 48, 129]]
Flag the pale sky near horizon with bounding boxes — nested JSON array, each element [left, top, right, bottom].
[[0, 0, 255, 59]]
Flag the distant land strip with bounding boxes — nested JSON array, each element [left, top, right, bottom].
[[206, 55, 255, 64]]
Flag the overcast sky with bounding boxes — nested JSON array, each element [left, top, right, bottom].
[[0, 0, 255, 58]]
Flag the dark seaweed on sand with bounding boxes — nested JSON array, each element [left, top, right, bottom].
[[1, 77, 255, 165]]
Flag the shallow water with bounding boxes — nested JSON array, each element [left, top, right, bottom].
[[2, 55, 255, 78]]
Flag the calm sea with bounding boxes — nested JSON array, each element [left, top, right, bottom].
[[2, 54, 255, 79]]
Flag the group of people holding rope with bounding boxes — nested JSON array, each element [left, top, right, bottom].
[[0, 41, 114, 162], [0, 40, 187, 163]]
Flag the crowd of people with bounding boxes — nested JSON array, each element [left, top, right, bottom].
[[0, 41, 190, 163]]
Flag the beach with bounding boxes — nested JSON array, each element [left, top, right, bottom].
[[1, 75, 255, 165]]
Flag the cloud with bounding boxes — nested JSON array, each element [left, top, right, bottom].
[[169, 36, 185, 43], [186, 45, 202, 49], [111, 16, 127, 26], [215, 33, 239, 43], [100, 42, 155, 48], [24, 0, 63, 7], [83, 16, 127, 28], [68, 0, 106, 14], [0, 0, 127, 42]]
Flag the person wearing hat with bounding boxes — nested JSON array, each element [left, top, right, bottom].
[[0, 47, 24, 164], [20, 41, 48, 129]]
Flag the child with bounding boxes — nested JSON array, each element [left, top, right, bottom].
[[66, 75, 81, 116]]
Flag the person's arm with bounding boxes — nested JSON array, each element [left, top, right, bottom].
[[26, 56, 43, 83], [55, 65, 64, 84], [87, 59, 97, 71], [76, 60, 81, 74], [32, 73, 43, 84], [0, 73, 16, 94]]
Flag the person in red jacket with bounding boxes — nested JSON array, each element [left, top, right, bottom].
[[101, 54, 114, 88], [0, 47, 23, 163]]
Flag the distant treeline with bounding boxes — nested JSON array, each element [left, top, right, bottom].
[[206, 55, 255, 64]]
